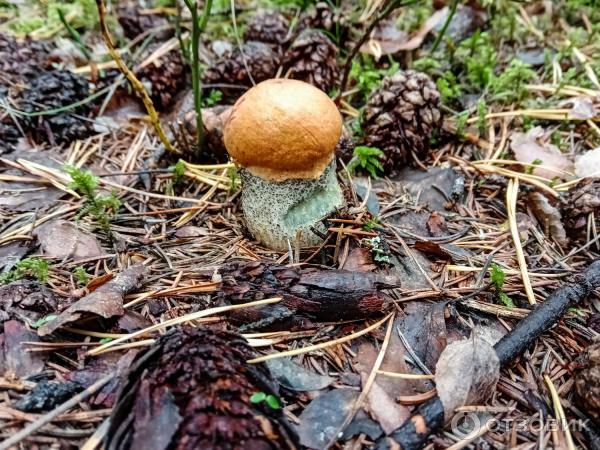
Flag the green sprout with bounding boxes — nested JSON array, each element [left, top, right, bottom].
[[490, 263, 514, 309], [250, 392, 282, 409], [362, 236, 390, 264], [31, 314, 58, 328], [74, 266, 89, 285], [171, 160, 186, 185], [1, 258, 49, 284], [347, 146, 385, 179], [65, 166, 121, 234]]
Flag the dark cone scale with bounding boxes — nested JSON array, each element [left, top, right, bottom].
[[117, 4, 171, 41], [0, 35, 53, 96], [244, 10, 290, 46], [281, 29, 339, 93], [203, 42, 280, 99], [562, 177, 600, 236], [335, 126, 356, 165], [574, 341, 600, 423], [17, 70, 92, 146], [105, 327, 297, 450], [136, 43, 187, 110], [362, 70, 442, 173]]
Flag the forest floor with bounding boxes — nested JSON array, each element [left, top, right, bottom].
[[0, 0, 600, 449]]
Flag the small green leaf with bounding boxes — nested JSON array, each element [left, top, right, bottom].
[[498, 292, 514, 309], [250, 392, 266, 404], [99, 337, 114, 344], [490, 263, 505, 290], [265, 395, 281, 409], [32, 314, 58, 328]]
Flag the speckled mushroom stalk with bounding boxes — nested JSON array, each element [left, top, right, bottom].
[[223, 79, 345, 251]]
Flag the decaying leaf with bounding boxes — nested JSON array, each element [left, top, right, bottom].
[[566, 97, 597, 120], [38, 265, 149, 336], [363, 376, 411, 434], [574, 147, 600, 178], [527, 191, 568, 246], [1, 320, 46, 378], [426, 211, 447, 236], [360, 19, 409, 58], [34, 220, 105, 260], [397, 303, 448, 372], [391, 166, 461, 211], [266, 358, 334, 391], [342, 247, 377, 272], [510, 127, 575, 179], [297, 388, 359, 449], [435, 335, 500, 422], [0, 280, 58, 325]]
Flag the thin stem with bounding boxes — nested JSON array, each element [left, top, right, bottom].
[[95, 0, 179, 154], [430, 0, 460, 53], [335, 0, 417, 103]]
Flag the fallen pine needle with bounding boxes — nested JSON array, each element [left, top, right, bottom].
[[507, 178, 536, 304], [87, 297, 282, 356], [377, 370, 435, 380], [247, 313, 393, 363], [544, 374, 576, 450]]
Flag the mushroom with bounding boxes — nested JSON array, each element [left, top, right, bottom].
[[223, 78, 345, 251]]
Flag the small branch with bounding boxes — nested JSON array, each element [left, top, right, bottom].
[[95, 0, 179, 154], [335, 0, 417, 104]]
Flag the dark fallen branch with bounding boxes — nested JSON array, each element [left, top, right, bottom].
[[375, 259, 600, 450], [218, 260, 399, 331]]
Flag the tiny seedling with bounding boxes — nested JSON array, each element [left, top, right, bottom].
[[1, 258, 49, 284], [250, 392, 282, 409], [490, 263, 514, 309], [31, 314, 58, 328], [65, 166, 121, 234], [362, 236, 391, 264], [201, 89, 223, 107], [74, 266, 89, 285], [347, 146, 385, 179], [171, 160, 186, 185], [362, 217, 381, 232]]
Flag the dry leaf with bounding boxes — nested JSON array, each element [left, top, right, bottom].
[[298, 388, 359, 449], [566, 97, 597, 120], [363, 375, 411, 434], [38, 265, 149, 336], [527, 191, 568, 246], [342, 247, 377, 272], [34, 220, 104, 260], [510, 127, 575, 179], [266, 358, 334, 391], [1, 320, 46, 378], [426, 211, 447, 236], [360, 19, 409, 58], [435, 334, 500, 422], [574, 147, 600, 178]]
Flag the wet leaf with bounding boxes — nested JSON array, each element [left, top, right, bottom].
[[38, 265, 149, 336], [34, 220, 104, 260], [266, 358, 334, 391], [527, 191, 568, 246], [435, 334, 500, 422], [297, 388, 359, 449]]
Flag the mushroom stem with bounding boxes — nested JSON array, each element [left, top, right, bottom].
[[240, 161, 344, 251]]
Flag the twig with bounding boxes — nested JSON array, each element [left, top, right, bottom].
[[95, 0, 179, 154], [0, 374, 114, 450], [335, 0, 416, 103]]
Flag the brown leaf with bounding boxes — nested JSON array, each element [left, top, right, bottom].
[[527, 192, 568, 246], [397, 303, 448, 372], [174, 226, 211, 238], [360, 19, 409, 58], [394, 8, 447, 51], [510, 127, 575, 179], [38, 265, 149, 336], [426, 212, 447, 236], [362, 375, 411, 434], [1, 320, 46, 378], [34, 220, 104, 260], [342, 247, 377, 272], [435, 334, 500, 422]]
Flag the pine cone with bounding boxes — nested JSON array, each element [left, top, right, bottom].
[[361, 70, 442, 173], [105, 326, 297, 450], [17, 70, 92, 146], [574, 341, 600, 423], [203, 42, 280, 98], [137, 44, 187, 110], [0, 35, 53, 96], [335, 126, 355, 164], [282, 29, 339, 93], [117, 4, 171, 41], [562, 178, 600, 235], [244, 10, 290, 46], [300, 1, 350, 38]]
